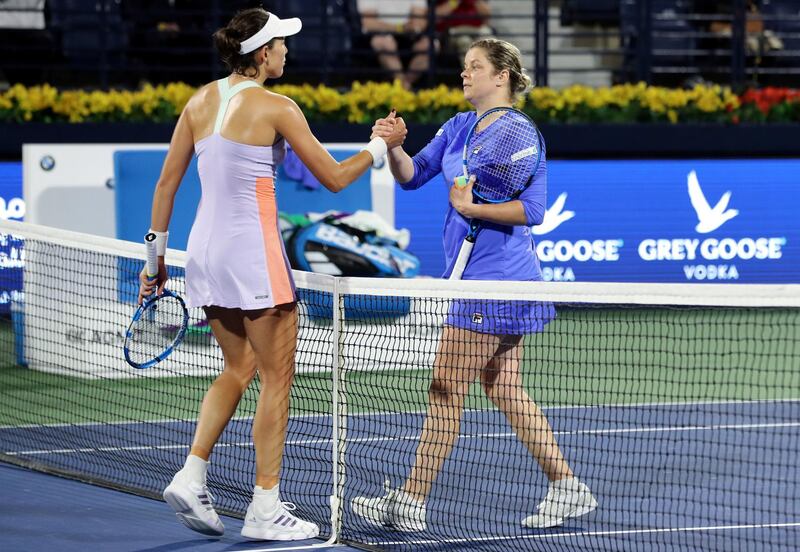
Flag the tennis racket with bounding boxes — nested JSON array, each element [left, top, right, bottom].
[[449, 107, 543, 280], [123, 232, 188, 369]]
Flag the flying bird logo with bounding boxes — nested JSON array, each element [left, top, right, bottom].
[[687, 170, 738, 233], [532, 192, 575, 235]]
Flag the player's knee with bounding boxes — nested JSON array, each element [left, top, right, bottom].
[[482, 376, 514, 404], [480, 378, 495, 399], [222, 361, 256, 390], [429, 378, 456, 402]]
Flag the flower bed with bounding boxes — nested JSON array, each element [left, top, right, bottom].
[[1, 81, 797, 125]]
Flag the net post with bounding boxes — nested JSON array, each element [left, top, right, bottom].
[[327, 276, 346, 543]]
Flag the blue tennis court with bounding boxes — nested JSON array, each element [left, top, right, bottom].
[[3, 400, 799, 551], [0, 462, 354, 552]]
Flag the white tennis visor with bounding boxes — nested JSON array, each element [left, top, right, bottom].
[[239, 13, 302, 54]]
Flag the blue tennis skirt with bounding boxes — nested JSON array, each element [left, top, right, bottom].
[[445, 299, 556, 335]]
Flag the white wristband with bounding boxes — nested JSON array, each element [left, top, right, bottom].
[[148, 229, 169, 256], [362, 137, 388, 168]]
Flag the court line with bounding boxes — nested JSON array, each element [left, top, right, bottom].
[[370, 521, 800, 547], [2, 397, 798, 430], [228, 545, 346, 552], [6, 420, 800, 457]]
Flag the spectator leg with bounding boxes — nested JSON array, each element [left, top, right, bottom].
[[370, 34, 405, 85], [406, 35, 438, 89]]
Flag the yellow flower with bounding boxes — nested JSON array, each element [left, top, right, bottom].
[[0, 80, 747, 124], [667, 109, 678, 123]]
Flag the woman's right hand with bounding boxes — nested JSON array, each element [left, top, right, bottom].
[[371, 109, 396, 139], [371, 109, 407, 150], [138, 261, 168, 305]]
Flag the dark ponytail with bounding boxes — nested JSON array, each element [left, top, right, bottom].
[[213, 8, 275, 77]]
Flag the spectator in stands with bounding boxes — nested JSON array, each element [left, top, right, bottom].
[[357, 0, 438, 89], [125, 0, 214, 83], [436, 0, 492, 59], [0, 0, 54, 86], [695, 0, 783, 56]]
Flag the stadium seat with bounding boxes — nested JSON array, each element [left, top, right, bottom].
[[264, 0, 357, 84], [620, 0, 698, 83], [49, 0, 128, 66], [561, 0, 620, 27]]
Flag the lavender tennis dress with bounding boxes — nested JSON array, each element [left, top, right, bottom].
[[185, 78, 296, 310]]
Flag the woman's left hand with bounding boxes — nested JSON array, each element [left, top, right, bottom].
[[449, 175, 476, 217]]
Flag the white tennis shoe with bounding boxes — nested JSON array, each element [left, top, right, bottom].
[[522, 477, 598, 529], [163, 470, 224, 536], [351, 483, 427, 532], [241, 501, 320, 541]]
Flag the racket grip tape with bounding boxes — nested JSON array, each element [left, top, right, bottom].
[[144, 232, 159, 278], [449, 240, 474, 280]]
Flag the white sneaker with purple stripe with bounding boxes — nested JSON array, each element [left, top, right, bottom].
[[522, 477, 598, 529], [163, 471, 224, 536], [351, 482, 427, 532], [241, 501, 320, 541]]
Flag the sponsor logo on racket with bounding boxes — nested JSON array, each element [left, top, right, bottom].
[[510, 145, 538, 162]]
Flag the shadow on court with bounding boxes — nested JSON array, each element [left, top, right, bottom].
[[0, 462, 354, 552]]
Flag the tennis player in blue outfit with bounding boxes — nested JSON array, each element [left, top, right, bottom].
[[352, 38, 597, 531]]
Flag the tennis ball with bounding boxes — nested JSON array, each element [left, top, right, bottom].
[[454, 175, 468, 188]]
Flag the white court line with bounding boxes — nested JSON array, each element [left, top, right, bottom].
[[6, 421, 800, 457], [228, 545, 346, 552], [2, 397, 798, 430], [371, 521, 800, 547]]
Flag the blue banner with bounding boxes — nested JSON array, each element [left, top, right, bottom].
[[0, 162, 24, 313], [396, 159, 799, 283], [538, 159, 799, 282]]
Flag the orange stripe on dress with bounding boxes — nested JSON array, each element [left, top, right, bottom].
[[255, 177, 294, 305]]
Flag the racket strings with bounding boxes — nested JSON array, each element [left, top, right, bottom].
[[127, 296, 186, 363], [467, 110, 540, 202]]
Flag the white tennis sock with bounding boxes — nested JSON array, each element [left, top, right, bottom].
[[253, 484, 280, 514], [182, 454, 208, 482]]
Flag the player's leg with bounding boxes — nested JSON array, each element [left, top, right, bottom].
[[481, 336, 572, 481], [352, 326, 499, 531], [481, 337, 597, 528], [239, 302, 318, 541], [164, 306, 256, 536], [191, 306, 257, 459]]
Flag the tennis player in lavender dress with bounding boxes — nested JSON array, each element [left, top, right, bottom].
[[137, 7, 405, 542], [351, 38, 597, 532]]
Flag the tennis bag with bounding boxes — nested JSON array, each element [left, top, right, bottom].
[[284, 215, 420, 278]]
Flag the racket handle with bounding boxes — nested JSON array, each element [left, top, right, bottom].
[[144, 232, 159, 278], [449, 240, 474, 281]]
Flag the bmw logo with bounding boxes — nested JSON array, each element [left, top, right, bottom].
[[40, 155, 55, 171]]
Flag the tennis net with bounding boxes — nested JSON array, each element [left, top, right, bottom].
[[0, 220, 798, 551]]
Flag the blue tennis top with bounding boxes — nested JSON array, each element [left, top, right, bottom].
[[400, 111, 548, 281]]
